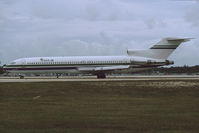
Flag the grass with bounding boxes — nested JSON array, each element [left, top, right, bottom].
[[0, 80, 199, 133]]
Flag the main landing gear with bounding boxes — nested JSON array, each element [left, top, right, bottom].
[[96, 73, 106, 79], [19, 75, 24, 79], [56, 73, 61, 78]]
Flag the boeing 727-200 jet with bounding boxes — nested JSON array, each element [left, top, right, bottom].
[[1, 38, 191, 78]]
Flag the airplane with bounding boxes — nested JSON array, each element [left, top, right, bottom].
[[0, 37, 191, 79]]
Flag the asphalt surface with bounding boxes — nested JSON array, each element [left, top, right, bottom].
[[0, 75, 199, 82]]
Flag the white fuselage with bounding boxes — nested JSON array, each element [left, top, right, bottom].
[[2, 37, 189, 78], [3, 56, 171, 75]]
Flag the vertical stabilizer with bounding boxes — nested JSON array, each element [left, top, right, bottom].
[[127, 38, 191, 59]]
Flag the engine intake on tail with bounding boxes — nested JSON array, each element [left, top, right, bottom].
[[166, 60, 174, 65]]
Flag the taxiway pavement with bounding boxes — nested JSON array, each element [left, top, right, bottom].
[[0, 75, 199, 82]]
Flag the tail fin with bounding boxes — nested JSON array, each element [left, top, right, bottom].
[[127, 38, 191, 59]]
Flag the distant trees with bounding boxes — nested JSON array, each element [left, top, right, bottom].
[[133, 65, 199, 75]]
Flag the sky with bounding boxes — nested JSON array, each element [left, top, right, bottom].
[[0, 0, 199, 66]]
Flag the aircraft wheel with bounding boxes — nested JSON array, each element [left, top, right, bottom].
[[56, 73, 61, 78], [97, 73, 106, 79], [19, 75, 24, 79]]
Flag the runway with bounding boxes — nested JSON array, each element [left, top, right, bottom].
[[1, 75, 199, 82]]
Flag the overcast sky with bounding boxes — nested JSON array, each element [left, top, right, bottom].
[[0, 0, 199, 65]]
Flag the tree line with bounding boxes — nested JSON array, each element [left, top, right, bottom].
[[133, 65, 199, 75]]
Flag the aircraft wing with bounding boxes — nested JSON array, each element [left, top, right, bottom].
[[77, 65, 130, 72], [94, 65, 130, 71]]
